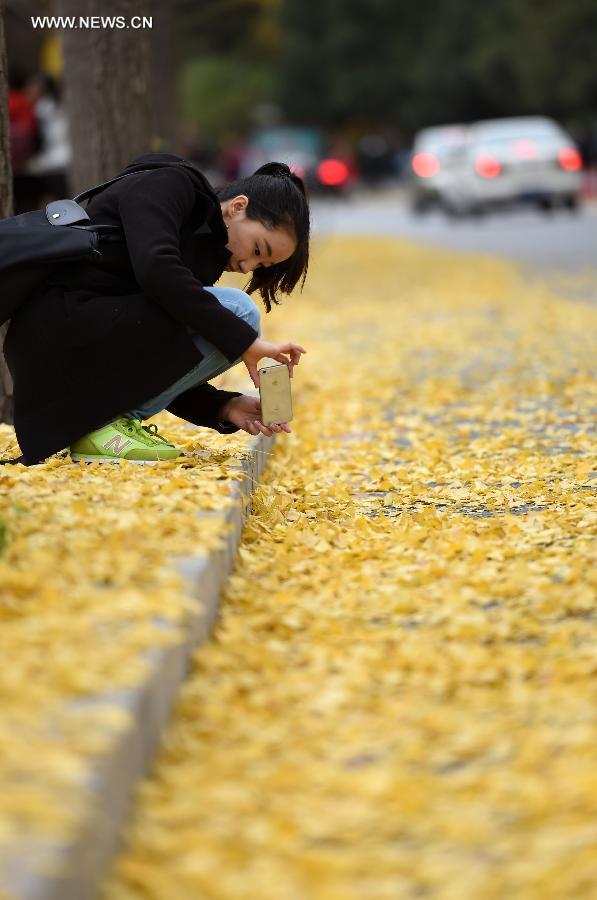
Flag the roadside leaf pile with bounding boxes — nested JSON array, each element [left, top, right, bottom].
[[102, 238, 596, 899], [0, 419, 251, 868]]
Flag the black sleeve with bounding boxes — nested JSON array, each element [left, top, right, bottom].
[[116, 167, 258, 362], [166, 383, 243, 434]]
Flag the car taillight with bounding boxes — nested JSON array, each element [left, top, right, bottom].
[[475, 155, 501, 178], [412, 152, 440, 178], [513, 139, 537, 159], [316, 158, 350, 186], [558, 147, 582, 171]]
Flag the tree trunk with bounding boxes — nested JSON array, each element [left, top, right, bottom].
[[0, 0, 14, 425], [149, 1, 177, 152], [58, 0, 154, 194]]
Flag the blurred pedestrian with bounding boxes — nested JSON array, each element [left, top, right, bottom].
[[23, 73, 71, 205], [218, 133, 248, 182], [8, 67, 42, 213], [578, 125, 597, 197], [357, 133, 395, 188]]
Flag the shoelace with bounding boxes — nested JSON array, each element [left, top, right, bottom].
[[142, 423, 174, 446], [118, 418, 159, 447]]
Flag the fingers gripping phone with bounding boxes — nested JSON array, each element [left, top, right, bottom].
[[258, 364, 293, 426]]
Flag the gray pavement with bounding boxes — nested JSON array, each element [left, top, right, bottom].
[[312, 189, 597, 297]]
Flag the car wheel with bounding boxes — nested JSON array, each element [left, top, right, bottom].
[[564, 194, 580, 214], [538, 197, 554, 214], [412, 197, 430, 215], [470, 203, 487, 219], [442, 200, 465, 219]]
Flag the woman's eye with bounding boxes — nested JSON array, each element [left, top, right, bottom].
[[255, 245, 260, 256]]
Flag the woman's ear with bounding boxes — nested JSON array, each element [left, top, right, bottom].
[[229, 194, 249, 218]]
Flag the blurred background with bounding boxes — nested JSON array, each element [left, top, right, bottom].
[[2, 0, 597, 273]]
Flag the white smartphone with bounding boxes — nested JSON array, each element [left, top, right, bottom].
[[258, 363, 293, 426]]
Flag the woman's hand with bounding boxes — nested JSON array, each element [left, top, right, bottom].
[[241, 337, 306, 388], [218, 394, 292, 437]]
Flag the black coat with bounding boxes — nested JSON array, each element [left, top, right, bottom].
[[4, 153, 259, 464]]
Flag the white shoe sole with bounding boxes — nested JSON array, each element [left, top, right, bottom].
[[70, 455, 159, 464]]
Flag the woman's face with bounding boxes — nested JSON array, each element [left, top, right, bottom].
[[221, 195, 296, 275]]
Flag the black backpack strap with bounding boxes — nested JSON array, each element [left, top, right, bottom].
[[72, 169, 154, 204], [72, 161, 204, 205]]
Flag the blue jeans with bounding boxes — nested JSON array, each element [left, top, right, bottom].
[[127, 287, 261, 421]]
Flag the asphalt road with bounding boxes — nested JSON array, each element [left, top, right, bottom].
[[312, 189, 597, 295]]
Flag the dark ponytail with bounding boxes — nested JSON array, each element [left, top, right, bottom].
[[217, 162, 310, 313]]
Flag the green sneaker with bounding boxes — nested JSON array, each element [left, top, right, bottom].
[[69, 418, 181, 463]]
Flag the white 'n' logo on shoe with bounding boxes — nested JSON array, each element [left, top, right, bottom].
[[103, 435, 133, 455]]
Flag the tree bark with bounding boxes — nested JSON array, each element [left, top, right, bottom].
[[149, 1, 177, 152], [0, 0, 14, 425], [58, 0, 154, 194]]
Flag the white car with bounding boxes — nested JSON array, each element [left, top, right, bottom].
[[409, 124, 470, 213], [440, 116, 583, 216]]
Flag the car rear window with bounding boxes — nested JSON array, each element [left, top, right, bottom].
[[417, 130, 468, 156], [473, 133, 565, 156]]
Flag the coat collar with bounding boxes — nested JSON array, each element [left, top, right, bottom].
[[191, 210, 232, 269]]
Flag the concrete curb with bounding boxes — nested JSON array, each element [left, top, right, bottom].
[[1, 433, 275, 900]]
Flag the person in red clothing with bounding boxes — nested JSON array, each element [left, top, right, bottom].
[[8, 69, 42, 213]]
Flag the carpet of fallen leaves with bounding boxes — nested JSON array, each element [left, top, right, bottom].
[[98, 238, 596, 900], [0, 404, 255, 869]]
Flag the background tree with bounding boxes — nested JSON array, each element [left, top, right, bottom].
[[0, 0, 14, 425], [175, 0, 280, 144], [149, 0, 177, 151], [277, 0, 597, 134], [57, 0, 154, 193]]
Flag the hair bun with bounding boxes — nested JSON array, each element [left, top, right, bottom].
[[254, 161, 293, 179]]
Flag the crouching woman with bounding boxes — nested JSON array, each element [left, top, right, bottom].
[[3, 154, 309, 464]]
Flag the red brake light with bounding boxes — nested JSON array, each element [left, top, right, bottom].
[[558, 147, 582, 171], [513, 139, 537, 159], [412, 152, 440, 178], [317, 158, 349, 186], [475, 155, 501, 178]]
